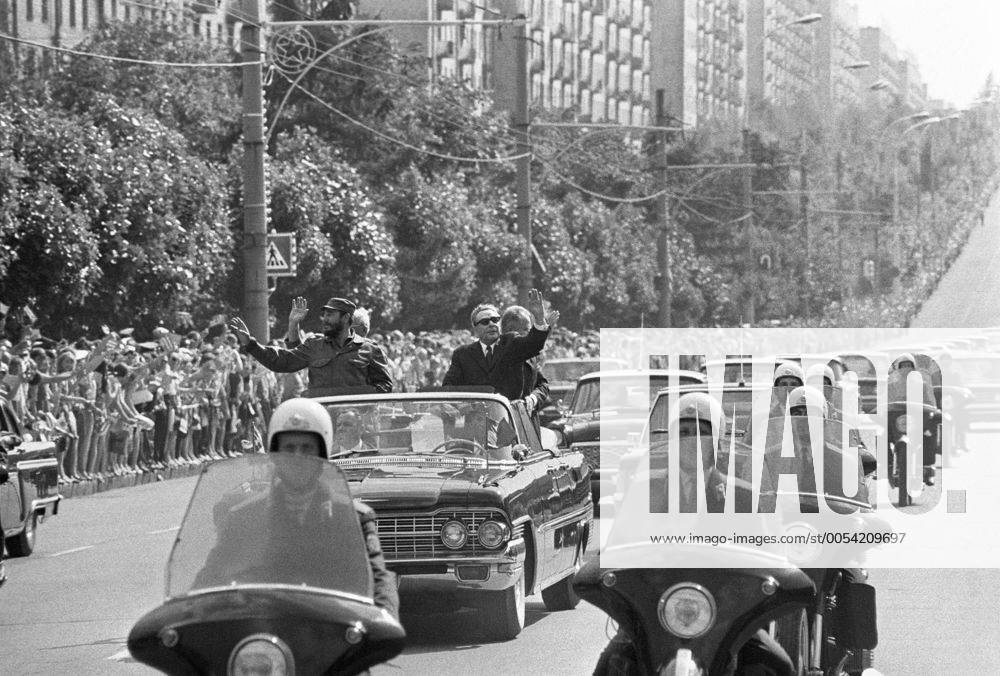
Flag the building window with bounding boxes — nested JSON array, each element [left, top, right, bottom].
[[70, 0, 76, 27], [26, 0, 33, 22], [42, 0, 48, 22], [83, 0, 88, 27]]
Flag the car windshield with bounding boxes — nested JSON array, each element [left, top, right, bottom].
[[648, 388, 756, 440], [322, 398, 520, 461], [841, 354, 878, 378], [571, 376, 684, 415], [165, 454, 371, 600], [546, 360, 602, 383]]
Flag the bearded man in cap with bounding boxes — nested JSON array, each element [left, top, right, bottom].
[[230, 298, 392, 397]]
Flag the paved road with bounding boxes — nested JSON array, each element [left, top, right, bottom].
[[3, 444, 1000, 675], [911, 189, 1000, 327]]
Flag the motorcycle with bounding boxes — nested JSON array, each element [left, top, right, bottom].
[[577, 497, 886, 676], [589, 415, 885, 676], [886, 401, 940, 506], [128, 454, 405, 675]]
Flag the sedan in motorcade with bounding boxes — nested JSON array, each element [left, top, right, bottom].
[[558, 369, 706, 505], [315, 391, 593, 641], [537, 357, 628, 427], [1, 398, 62, 559]]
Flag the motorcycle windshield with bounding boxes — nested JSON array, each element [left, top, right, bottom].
[[165, 454, 373, 602]]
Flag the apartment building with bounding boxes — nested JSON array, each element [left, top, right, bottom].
[[814, 0, 863, 111], [858, 26, 903, 102], [898, 55, 927, 111], [361, 0, 652, 125], [1, 0, 240, 75], [746, 0, 819, 110], [651, 0, 747, 128]]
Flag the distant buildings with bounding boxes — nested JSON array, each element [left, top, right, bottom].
[[0, 0, 934, 126]]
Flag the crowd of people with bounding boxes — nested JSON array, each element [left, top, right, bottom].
[[0, 304, 599, 487]]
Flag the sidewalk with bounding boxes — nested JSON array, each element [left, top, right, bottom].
[[56, 461, 207, 499]]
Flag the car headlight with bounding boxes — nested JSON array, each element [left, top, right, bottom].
[[477, 520, 508, 549], [894, 414, 911, 433], [228, 634, 293, 676], [657, 583, 717, 639], [441, 520, 469, 549]]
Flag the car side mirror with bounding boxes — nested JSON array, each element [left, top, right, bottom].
[[511, 444, 529, 461]]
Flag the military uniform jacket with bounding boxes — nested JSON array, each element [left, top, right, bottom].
[[245, 333, 393, 397]]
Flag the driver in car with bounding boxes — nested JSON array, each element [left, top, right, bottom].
[[194, 398, 399, 620]]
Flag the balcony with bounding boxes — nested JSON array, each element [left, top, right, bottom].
[[456, 1, 475, 19], [435, 40, 455, 58], [458, 41, 476, 64], [437, 0, 454, 11], [530, 56, 545, 74]]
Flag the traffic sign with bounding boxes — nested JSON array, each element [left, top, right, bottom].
[[266, 233, 297, 277]]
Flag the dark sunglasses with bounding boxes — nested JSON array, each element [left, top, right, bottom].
[[476, 316, 501, 327]]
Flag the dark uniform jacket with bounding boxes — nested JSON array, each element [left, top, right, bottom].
[[442, 327, 549, 401], [521, 357, 551, 413], [245, 333, 392, 397], [193, 486, 399, 620]]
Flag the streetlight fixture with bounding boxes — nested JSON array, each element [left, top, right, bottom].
[[845, 61, 871, 70], [784, 13, 823, 28], [869, 80, 890, 92]]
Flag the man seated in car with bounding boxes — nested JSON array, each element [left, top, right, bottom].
[[441, 402, 519, 460], [330, 409, 375, 458]]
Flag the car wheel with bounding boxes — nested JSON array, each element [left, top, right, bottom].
[[482, 569, 525, 640], [541, 572, 580, 611], [6, 511, 36, 558]]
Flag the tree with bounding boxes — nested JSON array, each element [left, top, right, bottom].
[[0, 95, 234, 336]]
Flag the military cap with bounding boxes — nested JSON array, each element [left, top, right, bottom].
[[322, 297, 357, 313]]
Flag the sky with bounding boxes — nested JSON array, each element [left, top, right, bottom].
[[855, 1, 1000, 107]]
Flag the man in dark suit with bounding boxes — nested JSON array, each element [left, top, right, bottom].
[[442, 289, 559, 401], [500, 305, 550, 416]]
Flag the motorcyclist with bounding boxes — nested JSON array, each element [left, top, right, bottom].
[[887, 354, 937, 485], [197, 398, 399, 619], [597, 392, 794, 676]]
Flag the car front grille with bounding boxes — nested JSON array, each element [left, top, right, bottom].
[[375, 510, 518, 560]]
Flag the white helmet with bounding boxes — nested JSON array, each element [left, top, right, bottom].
[[892, 353, 917, 370], [788, 386, 829, 418], [773, 361, 805, 387], [671, 392, 725, 437], [805, 362, 836, 388], [267, 398, 334, 459]]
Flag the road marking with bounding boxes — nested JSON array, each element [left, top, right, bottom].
[[148, 526, 180, 535], [49, 545, 95, 557], [107, 648, 132, 662]]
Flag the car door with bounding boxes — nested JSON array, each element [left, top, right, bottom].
[[0, 403, 25, 536], [515, 403, 587, 585]]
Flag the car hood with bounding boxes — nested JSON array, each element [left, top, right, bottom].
[[338, 462, 510, 509]]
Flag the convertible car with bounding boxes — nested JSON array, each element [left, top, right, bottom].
[[315, 391, 593, 640]]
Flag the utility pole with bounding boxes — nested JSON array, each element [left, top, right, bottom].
[[799, 153, 810, 319], [240, 0, 269, 341], [655, 91, 672, 327], [514, 16, 532, 306], [835, 151, 845, 297], [742, 129, 756, 325]]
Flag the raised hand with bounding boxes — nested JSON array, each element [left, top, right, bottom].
[[228, 318, 252, 347], [527, 288, 558, 328], [288, 297, 309, 325]]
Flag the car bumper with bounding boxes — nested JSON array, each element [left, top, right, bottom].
[[388, 537, 526, 593]]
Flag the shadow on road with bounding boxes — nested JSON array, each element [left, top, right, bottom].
[[397, 599, 552, 652]]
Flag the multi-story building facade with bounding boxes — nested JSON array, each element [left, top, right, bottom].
[[650, 0, 747, 128], [362, 0, 652, 125], [746, 0, 820, 111], [898, 55, 927, 111], [814, 0, 863, 111], [858, 26, 903, 102], [1, 0, 240, 75]]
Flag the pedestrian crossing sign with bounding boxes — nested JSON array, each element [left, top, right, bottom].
[[266, 233, 297, 277]]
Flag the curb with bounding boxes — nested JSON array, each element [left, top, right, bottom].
[[57, 463, 207, 499]]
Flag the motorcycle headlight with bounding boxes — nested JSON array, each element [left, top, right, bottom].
[[894, 414, 911, 433], [441, 520, 469, 549], [228, 635, 293, 676], [657, 583, 717, 639], [477, 520, 508, 549]]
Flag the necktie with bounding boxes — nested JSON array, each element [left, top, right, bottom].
[[486, 345, 495, 367]]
